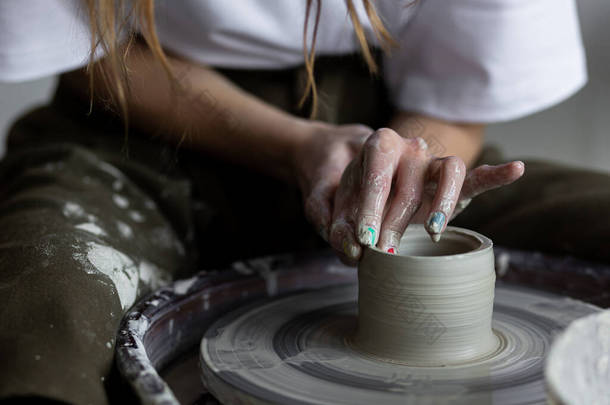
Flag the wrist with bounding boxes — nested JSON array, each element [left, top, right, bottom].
[[390, 112, 485, 167], [287, 119, 334, 179]]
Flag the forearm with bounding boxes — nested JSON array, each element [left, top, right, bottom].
[[389, 111, 485, 167], [61, 42, 314, 181]]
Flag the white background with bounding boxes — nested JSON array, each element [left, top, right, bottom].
[[0, 0, 608, 172]]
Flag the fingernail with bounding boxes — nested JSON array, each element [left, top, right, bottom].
[[383, 231, 401, 255], [342, 239, 361, 259], [319, 226, 329, 242], [357, 223, 377, 246], [426, 211, 446, 235]]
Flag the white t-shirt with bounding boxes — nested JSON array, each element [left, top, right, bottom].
[[0, 0, 587, 123]]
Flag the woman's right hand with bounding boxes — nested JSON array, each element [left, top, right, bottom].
[[293, 123, 525, 264]]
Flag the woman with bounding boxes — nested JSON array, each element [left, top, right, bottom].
[[0, 0, 600, 404]]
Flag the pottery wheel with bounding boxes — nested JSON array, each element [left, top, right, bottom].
[[200, 283, 599, 405]]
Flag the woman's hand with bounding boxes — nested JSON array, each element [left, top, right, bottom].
[[294, 124, 525, 264], [293, 122, 373, 240]]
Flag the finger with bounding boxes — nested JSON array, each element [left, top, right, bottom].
[[378, 143, 428, 253], [460, 161, 525, 200], [336, 250, 359, 267], [329, 162, 361, 261], [425, 156, 467, 242], [450, 161, 525, 220], [330, 217, 361, 263], [304, 182, 337, 241], [450, 197, 473, 220], [355, 129, 400, 247]]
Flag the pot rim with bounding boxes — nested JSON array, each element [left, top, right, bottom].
[[364, 224, 493, 262]]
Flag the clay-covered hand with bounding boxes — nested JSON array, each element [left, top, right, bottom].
[[294, 122, 373, 241], [294, 125, 524, 264]]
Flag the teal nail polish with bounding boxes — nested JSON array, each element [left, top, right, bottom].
[[368, 227, 376, 245], [358, 223, 377, 246], [427, 211, 446, 234]]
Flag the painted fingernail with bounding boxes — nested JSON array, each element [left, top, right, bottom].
[[342, 239, 361, 259], [357, 223, 377, 246], [383, 231, 401, 255], [426, 211, 446, 235]]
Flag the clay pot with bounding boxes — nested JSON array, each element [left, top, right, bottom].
[[352, 225, 499, 366]]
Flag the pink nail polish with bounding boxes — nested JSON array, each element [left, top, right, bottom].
[[387, 247, 396, 254]]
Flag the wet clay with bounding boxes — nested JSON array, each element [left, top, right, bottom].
[[545, 310, 610, 405], [200, 283, 600, 405], [352, 225, 499, 366], [197, 227, 603, 404]]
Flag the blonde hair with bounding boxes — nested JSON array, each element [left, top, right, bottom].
[[84, 0, 394, 121]]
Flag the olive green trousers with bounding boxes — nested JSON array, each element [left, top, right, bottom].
[[1, 55, 608, 404]]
